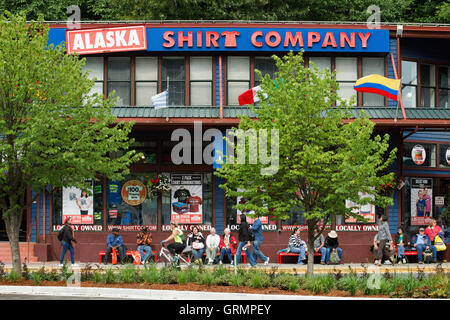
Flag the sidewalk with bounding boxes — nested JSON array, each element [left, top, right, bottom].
[[0, 285, 398, 300]]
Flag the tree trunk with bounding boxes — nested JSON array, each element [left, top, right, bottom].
[[306, 219, 316, 277], [4, 211, 23, 275]]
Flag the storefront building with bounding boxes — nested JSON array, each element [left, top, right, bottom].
[[10, 21, 450, 263]]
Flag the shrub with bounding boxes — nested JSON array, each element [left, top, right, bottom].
[[177, 270, 189, 285], [336, 274, 359, 296], [159, 267, 178, 284], [199, 271, 216, 286], [142, 265, 160, 284], [93, 271, 102, 283], [229, 273, 245, 287], [7, 270, 20, 282], [246, 271, 271, 289], [30, 272, 43, 285], [119, 264, 141, 283], [103, 269, 117, 284]]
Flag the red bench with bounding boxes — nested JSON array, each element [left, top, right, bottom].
[[99, 250, 158, 264], [371, 245, 418, 263], [278, 251, 322, 264]]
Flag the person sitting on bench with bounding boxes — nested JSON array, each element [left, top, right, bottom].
[[105, 228, 127, 265], [137, 227, 153, 264]]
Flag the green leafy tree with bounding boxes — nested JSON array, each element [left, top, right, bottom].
[[0, 12, 140, 274], [215, 52, 396, 276]]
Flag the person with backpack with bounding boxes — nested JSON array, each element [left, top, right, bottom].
[[161, 221, 186, 262], [375, 215, 393, 266], [58, 217, 77, 267], [234, 213, 256, 266], [251, 216, 270, 265], [324, 230, 343, 264], [410, 227, 437, 263]]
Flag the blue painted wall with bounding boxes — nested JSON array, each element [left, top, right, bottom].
[[215, 176, 225, 235]]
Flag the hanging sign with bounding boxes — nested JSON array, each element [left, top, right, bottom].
[[121, 180, 147, 206], [411, 144, 426, 165]]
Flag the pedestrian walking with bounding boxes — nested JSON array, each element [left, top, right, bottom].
[[58, 217, 77, 267]]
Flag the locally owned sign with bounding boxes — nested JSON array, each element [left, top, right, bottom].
[[66, 26, 147, 55]]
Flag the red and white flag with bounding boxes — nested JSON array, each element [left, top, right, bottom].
[[238, 86, 267, 105]]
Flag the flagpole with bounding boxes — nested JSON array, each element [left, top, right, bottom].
[[390, 53, 406, 120], [219, 56, 223, 119]]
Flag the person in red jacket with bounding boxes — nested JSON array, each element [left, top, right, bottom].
[[218, 227, 238, 264]]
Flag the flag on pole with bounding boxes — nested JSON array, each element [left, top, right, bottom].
[[238, 85, 267, 105], [151, 90, 168, 110], [353, 74, 401, 101]]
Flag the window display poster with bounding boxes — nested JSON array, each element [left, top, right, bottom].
[[171, 174, 203, 224], [236, 195, 268, 224], [121, 180, 147, 206], [62, 180, 94, 224], [345, 191, 376, 223], [411, 178, 433, 225]]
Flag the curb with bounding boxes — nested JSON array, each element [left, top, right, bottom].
[[0, 285, 398, 300]]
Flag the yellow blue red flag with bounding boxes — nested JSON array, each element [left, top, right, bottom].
[[354, 74, 401, 101]]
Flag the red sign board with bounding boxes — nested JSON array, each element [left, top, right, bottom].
[[66, 26, 147, 55]]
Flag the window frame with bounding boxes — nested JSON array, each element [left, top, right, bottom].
[[134, 56, 159, 106], [106, 56, 132, 106], [189, 56, 214, 106]]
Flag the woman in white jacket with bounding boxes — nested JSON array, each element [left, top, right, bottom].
[[206, 227, 221, 265]]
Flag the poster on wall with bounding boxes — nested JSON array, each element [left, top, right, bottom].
[[446, 147, 450, 165], [345, 191, 376, 223], [236, 195, 268, 224], [411, 144, 426, 165], [411, 178, 433, 225], [171, 174, 203, 224], [62, 180, 94, 224]]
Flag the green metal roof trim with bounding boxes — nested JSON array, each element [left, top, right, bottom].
[[112, 106, 450, 120]]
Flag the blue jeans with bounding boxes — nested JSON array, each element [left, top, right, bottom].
[[315, 246, 327, 262], [325, 247, 342, 263], [235, 242, 256, 266], [416, 244, 437, 262], [397, 245, 405, 258], [252, 239, 268, 263], [289, 246, 306, 264], [60, 240, 74, 264], [220, 248, 233, 263], [192, 248, 204, 261], [138, 245, 152, 263]]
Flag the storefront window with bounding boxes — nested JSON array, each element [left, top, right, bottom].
[[403, 142, 437, 168], [162, 57, 185, 105], [254, 56, 277, 86], [438, 66, 450, 108], [135, 57, 158, 106], [227, 56, 250, 105], [132, 140, 157, 164], [107, 57, 131, 106], [404, 177, 436, 231], [420, 63, 436, 108], [439, 144, 450, 168], [82, 57, 104, 98], [190, 56, 212, 106], [362, 57, 385, 107], [161, 172, 213, 226], [106, 174, 158, 231], [402, 60, 417, 108], [52, 180, 104, 230], [335, 57, 357, 104], [308, 56, 331, 73]]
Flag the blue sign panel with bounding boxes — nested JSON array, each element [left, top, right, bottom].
[[147, 27, 390, 53], [48, 27, 390, 53]]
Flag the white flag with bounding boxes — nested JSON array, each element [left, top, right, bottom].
[[151, 90, 168, 110]]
